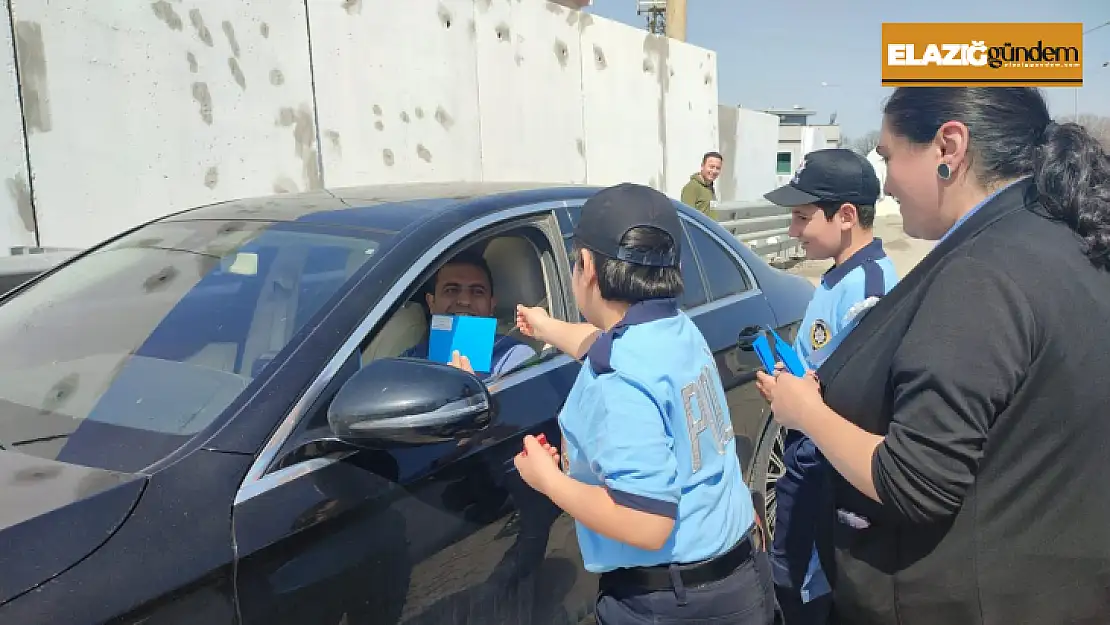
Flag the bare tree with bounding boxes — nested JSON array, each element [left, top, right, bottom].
[[838, 134, 852, 149], [851, 131, 881, 156], [1060, 114, 1110, 150]]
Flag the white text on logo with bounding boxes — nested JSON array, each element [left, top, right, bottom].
[[887, 42, 989, 66]]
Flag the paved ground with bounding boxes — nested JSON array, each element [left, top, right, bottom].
[[782, 215, 934, 285]]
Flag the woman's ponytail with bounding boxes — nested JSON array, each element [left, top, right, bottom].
[[1033, 121, 1110, 271]]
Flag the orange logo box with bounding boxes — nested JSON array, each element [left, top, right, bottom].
[[881, 23, 1083, 87]]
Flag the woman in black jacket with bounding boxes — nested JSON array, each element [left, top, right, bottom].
[[757, 87, 1110, 625]]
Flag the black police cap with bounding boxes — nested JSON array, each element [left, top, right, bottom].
[[573, 183, 683, 268], [764, 148, 881, 208]]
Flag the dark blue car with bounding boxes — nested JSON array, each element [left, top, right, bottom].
[[0, 183, 811, 624]]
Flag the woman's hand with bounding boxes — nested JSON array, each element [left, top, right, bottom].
[[755, 369, 825, 432], [759, 369, 885, 502], [756, 362, 786, 403]]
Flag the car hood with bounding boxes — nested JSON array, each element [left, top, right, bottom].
[[0, 451, 146, 605]]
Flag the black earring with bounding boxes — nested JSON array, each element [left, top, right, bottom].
[[937, 163, 952, 180]]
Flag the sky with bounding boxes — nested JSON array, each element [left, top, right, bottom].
[[585, 0, 1110, 141]]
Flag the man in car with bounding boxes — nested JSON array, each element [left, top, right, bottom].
[[401, 250, 536, 379]]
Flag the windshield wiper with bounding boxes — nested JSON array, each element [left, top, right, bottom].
[[9, 433, 70, 446]]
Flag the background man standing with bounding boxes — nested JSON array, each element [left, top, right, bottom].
[[680, 151, 723, 216]]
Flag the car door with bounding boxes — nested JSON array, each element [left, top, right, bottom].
[[230, 206, 596, 625], [676, 216, 778, 474]]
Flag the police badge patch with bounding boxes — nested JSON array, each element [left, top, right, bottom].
[[811, 319, 831, 350]]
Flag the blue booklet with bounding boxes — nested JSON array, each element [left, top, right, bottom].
[[427, 314, 498, 373], [752, 326, 807, 377]]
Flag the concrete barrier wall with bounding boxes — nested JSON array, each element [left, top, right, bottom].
[[309, 0, 484, 187], [12, 0, 320, 248], [0, 0, 724, 250], [661, 40, 719, 199], [475, 1, 588, 184], [579, 16, 668, 192], [0, 3, 34, 251], [716, 106, 779, 202]]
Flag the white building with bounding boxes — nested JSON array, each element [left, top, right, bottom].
[[866, 148, 888, 200], [764, 107, 841, 184]]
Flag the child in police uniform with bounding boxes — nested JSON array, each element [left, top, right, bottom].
[[756, 148, 898, 625], [513, 183, 780, 625]]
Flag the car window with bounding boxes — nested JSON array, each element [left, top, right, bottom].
[[678, 224, 708, 309], [685, 223, 751, 299], [294, 225, 561, 449], [361, 227, 559, 379], [0, 219, 388, 472]]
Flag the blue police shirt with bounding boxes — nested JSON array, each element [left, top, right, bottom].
[[557, 298, 753, 573], [780, 237, 899, 602], [401, 333, 535, 380], [794, 238, 899, 370]]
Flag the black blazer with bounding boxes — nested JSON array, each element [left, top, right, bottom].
[[815, 179, 1110, 625]]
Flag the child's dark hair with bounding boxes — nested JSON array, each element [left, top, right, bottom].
[[573, 226, 684, 303], [815, 201, 876, 229], [883, 87, 1110, 271]]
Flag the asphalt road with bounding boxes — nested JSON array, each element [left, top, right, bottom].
[[784, 215, 934, 285]]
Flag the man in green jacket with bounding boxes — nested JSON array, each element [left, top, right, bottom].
[[680, 151, 723, 217]]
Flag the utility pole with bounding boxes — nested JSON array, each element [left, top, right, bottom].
[[636, 1, 667, 36], [665, 0, 687, 41]]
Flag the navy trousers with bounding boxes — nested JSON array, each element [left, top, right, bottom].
[[774, 583, 831, 625], [770, 429, 833, 625], [595, 551, 784, 624]]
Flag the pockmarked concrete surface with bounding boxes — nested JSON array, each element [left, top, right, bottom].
[[785, 215, 935, 285]]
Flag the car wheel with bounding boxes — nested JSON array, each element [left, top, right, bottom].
[[747, 419, 785, 550]]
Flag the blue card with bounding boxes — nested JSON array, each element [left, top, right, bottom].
[[427, 314, 497, 373], [772, 329, 808, 377], [752, 327, 807, 377]]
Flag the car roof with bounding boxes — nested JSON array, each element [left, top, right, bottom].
[[160, 182, 606, 233]]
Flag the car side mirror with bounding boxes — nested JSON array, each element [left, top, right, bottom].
[[327, 357, 493, 447]]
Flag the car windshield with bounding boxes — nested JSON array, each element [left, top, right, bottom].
[[0, 219, 388, 473]]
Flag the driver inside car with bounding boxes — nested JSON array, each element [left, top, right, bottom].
[[400, 250, 536, 379]]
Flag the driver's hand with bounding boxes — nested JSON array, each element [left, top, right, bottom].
[[516, 305, 552, 341], [450, 350, 474, 374]]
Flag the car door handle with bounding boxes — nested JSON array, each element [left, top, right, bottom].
[[737, 325, 761, 351]]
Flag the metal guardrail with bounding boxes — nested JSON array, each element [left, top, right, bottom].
[[711, 200, 803, 263]]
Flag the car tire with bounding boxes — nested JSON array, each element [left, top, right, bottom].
[[746, 417, 785, 551]]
